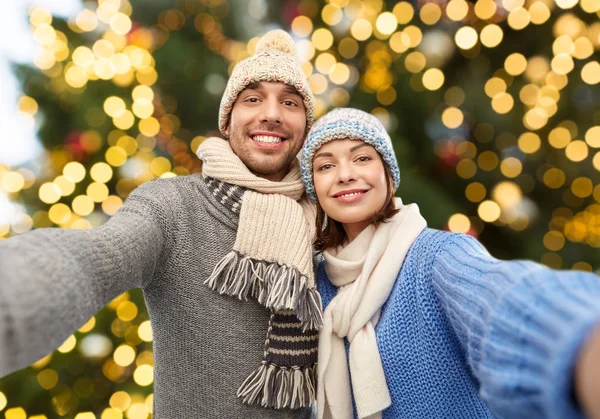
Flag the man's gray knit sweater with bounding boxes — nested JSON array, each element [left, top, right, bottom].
[[0, 174, 313, 418]]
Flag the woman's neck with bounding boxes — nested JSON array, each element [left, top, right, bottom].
[[343, 220, 372, 243]]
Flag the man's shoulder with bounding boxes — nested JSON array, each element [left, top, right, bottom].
[[129, 173, 204, 200]]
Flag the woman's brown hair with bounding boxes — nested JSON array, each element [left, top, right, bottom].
[[313, 163, 400, 253]]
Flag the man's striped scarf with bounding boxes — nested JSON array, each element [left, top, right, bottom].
[[198, 137, 323, 410]]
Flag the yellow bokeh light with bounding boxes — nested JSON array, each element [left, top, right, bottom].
[[442, 107, 464, 129], [492, 181, 522, 209], [312, 28, 334, 51], [87, 182, 110, 203], [543, 168, 566, 188], [315, 53, 336, 74], [76, 9, 98, 32], [457, 159, 477, 179], [500, 157, 523, 178], [565, 140, 588, 162], [104, 96, 127, 118], [30, 7, 53, 27], [480, 24, 503, 48], [507, 7, 531, 30], [420, 3, 442, 25], [2, 171, 25, 193], [548, 126, 572, 148], [518, 132, 542, 153], [581, 0, 600, 12], [502, 0, 525, 12], [403, 26, 423, 48], [133, 365, 154, 386], [475, 0, 497, 19], [110, 391, 132, 412], [393, 2, 414, 24], [573, 37, 594, 59], [137, 68, 158, 86], [72, 46, 95, 68], [525, 56, 550, 83], [117, 301, 138, 321], [466, 182, 487, 202], [478, 200, 501, 222], [404, 51, 426, 73], [529, 1, 551, 24], [571, 177, 593, 198], [376, 12, 398, 35], [39, 182, 62, 204], [448, 213, 471, 233], [544, 231, 565, 251], [0, 391, 7, 411], [446, 0, 469, 21], [422, 68, 445, 91], [581, 61, 600, 85], [91, 162, 113, 183], [63, 161, 86, 183], [338, 38, 359, 59], [132, 99, 154, 119], [49, 203, 72, 225], [109, 13, 132, 36], [34, 23, 56, 46], [150, 157, 172, 177], [73, 195, 95, 216], [138, 320, 153, 342], [519, 84, 540, 105], [139, 117, 160, 136], [551, 53, 574, 75], [106, 146, 128, 167], [556, 0, 578, 9], [351, 19, 373, 41], [491, 93, 514, 114], [113, 110, 135, 130], [54, 175, 75, 196], [132, 85, 154, 101], [112, 53, 131, 75], [58, 335, 77, 353], [114, 344, 136, 367], [65, 66, 88, 88], [102, 196, 123, 216], [78, 316, 96, 333], [93, 39, 115, 59], [477, 151, 499, 171], [455, 26, 478, 50], [322, 5, 343, 26], [291, 16, 313, 37], [585, 126, 600, 148], [309, 73, 328, 95], [553, 35, 575, 55], [4, 408, 26, 419], [593, 152, 600, 171], [484, 77, 507, 98], [523, 108, 548, 130], [504, 53, 527, 75], [330, 63, 350, 85]]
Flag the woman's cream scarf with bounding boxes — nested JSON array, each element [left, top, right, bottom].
[[197, 137, 323, 409], [318, 198, 427, 418]]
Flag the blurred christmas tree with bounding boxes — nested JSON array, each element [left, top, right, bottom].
[[0, 0, 598, 417]]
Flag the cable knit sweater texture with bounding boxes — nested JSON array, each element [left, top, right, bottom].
[[317, 228, 600, 419], [0, 174, 312, 419]]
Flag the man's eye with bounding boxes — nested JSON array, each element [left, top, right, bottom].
[[246, 97, 260, 103], [283, 100, 298, 107]]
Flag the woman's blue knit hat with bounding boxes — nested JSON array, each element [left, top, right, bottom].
[[301, 108, 401, 201]]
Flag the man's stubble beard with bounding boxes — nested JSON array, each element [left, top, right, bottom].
[[228, 126, 303, 177]]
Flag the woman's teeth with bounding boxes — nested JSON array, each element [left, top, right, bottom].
[[253, 135, 282, 144], [339, 192, 363, 197]]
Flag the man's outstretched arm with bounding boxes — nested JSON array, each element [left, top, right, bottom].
[[0, 179, 170, 377]]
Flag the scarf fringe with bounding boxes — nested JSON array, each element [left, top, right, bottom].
[[204, 250, 323, 331], [237, 362, 317, 409]]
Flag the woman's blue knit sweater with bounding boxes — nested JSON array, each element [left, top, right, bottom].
[[316, 228, 600, 418]]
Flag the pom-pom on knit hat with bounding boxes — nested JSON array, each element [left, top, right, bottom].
[[218, 30, 315, 135], [301, 108, 401, 201]]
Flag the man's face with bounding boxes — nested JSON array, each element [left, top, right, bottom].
[[225, 81, 307, 182]]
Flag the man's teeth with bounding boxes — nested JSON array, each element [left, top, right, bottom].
[[338, 192, 363, 197], [253, 135, 282, 144]]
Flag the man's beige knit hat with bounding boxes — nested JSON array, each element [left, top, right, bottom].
[[218, 30, 315, 136]]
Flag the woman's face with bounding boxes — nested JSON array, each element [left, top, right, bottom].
[[313, 138, 387, 237]]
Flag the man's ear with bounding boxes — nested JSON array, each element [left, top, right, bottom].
[[223, 124, 230, 138]]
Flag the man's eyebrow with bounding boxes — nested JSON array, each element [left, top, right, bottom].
[[283, 85, 302, 96], [243, 82, 263, 91]]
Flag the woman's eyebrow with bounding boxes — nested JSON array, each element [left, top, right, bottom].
[[314, 151, 333, 159], [350, 143, 368, 152]]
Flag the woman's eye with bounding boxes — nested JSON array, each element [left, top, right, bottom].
[[317, 164, 333, 171], [355, 156, 372, 162]]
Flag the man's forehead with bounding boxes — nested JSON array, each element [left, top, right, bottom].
[[243, 81, 302, 96]]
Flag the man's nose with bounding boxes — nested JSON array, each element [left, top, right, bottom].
[[258, 97, 282, 124]]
